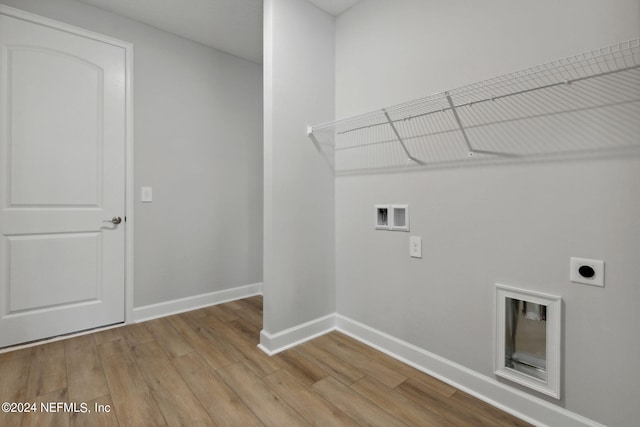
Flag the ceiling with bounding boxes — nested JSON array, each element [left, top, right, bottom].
[[308, 0, 361, 16], [78, 0, 361, 64]]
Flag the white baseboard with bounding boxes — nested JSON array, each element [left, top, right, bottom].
[[258, 313, 336, 356], [132, 283, 263, 323], [335, 314, 605, 427]]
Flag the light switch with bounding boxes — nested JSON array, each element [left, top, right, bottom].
[[410, 236, 422, 258], [141, 186, 153, 203]]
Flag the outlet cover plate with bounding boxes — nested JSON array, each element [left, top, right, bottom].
[[410, 236, 422, 258], [570, 257, 604, 287]]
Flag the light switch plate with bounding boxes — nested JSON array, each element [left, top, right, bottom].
[[570, 257, 604, 287], [141, 186, 153, 203], [410, 236, 422, 258]]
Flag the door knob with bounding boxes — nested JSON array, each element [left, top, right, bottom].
[[109, 216, 122, 225]]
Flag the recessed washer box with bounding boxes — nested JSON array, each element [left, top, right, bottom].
[[374, 204, 409, 231], [375, 205, 390, 229]]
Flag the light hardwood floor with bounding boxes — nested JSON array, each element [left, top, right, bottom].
[[0, 296, 533, 426]]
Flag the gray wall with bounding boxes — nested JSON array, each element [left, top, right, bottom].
[[335, 0, 640, 425], [262, 0, 335, 334], [2, 0, 263, 307]]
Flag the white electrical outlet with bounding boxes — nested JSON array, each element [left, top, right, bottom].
[[410, 236, 422, 258], [570, 257, 604, 287]]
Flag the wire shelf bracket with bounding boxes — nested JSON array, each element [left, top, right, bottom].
[[382, 109, 425, 165], [445, 91, 475, 157]]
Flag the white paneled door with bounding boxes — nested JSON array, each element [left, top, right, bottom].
[[0, 8, 131, 348]]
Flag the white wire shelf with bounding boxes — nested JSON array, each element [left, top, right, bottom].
[[307, 38, 640, 174]]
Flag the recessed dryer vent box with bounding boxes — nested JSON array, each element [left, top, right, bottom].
[[374, 204, 409, 231], [495, 285, 562, 399]]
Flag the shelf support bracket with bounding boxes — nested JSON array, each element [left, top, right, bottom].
[[306, 125, 322, 152], [446, 92, 519, 158], [382, 110, 424, 164], [445, 92, 475, 157]]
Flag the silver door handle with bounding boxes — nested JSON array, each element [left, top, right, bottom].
[[108, 216, 122, 225]]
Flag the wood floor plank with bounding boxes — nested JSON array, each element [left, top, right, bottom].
[[179, 309, 207, 325], [395, 377, 498, 427], [173, 352, 263, 427], [26, 341, 67, 399], [405, 371, 456, 399], [351, 375, 456, 427], [143, 317, 194, 358], [0, 347, 30, 364], [217, 363, 311, 427], [204, 304, 239, 323], [130, 341, 212, 426], [167, 314, 237, 370], [0, 354, 30, 427], [229, 299, 264, 329], [119, 323, 154, 348], [294, 341, 365, 386], [0, 352, 29, 400], [272, 349, 329, 386], [98, 339, 167, 427], [69, 395, 119, 427], [264, 368, 360, 427], [330, 331, 457, 396], [220, 300, 247, 312], [317, 334, 407, 388], [329, 332, 415, 371], [199, 315, 281, 378], [331, 331, 457, 397], [21, 387, 70, 427], [227, 317, 261, 342], [65, 334, 109, 402], [181, 306, 208, 319], [242, 296, 264, 313], [312, 376, 407, 427], [93, 327, 124, 346], [451, 390, 535, 427]]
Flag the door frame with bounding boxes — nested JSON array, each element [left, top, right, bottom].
[[0, 5, 135, 325]]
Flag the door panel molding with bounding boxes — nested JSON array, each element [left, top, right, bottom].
[[7, 45, 104, 207]]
